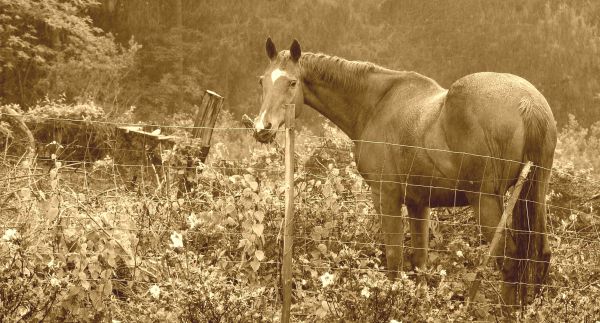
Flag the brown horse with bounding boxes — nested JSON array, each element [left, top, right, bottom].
[[253, 38, 557, 307]]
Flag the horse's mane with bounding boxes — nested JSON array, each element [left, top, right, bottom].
[[299, 52, 391, 91], [276, 51, 435, 92]]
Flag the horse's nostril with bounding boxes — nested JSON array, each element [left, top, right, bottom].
[[265, 122, 272, 130]]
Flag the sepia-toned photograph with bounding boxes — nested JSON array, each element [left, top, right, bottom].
[[1, 1, 599, 321]]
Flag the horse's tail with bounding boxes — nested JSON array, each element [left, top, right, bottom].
[[514, 97, 555, 304]]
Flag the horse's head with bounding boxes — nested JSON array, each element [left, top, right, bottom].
[[254, 37, 304, 143]]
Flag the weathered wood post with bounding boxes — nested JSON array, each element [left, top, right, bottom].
[[282, 104, 296, 323], [192, 90, 224, 162], [468, 161, 533, 304]]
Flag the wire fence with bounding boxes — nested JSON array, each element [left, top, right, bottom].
[[1, 113, 600, 321]]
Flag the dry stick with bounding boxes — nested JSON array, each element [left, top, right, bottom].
[[467, 161, 533, 305], [0, 105, 35, 164], [3, 136, 8, 162], [281, 104, 295, 323]]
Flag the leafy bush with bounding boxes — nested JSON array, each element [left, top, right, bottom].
[[18, 99, 114, 161], [555, 114, 600, 178]]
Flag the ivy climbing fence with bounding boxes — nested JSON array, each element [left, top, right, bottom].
[[1, 103, 600, 322]]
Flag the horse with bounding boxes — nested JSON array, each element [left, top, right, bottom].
[[253, 38, 557, 308]]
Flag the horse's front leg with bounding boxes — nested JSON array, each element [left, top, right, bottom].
[[408, 204, 430, 272], [372, 186, 405, 276]]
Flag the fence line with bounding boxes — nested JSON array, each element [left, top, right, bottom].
[[20, 115, 268, 132], [3, 117, 598, 217], [2, 153, 596, 220], [3, 212, 596, 247], [2, 117, 598, 220], [8, 114, 600, 185]]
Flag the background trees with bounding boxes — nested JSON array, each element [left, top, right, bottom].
[[2, 0, 599, 127], [0, 0, 138, 112]]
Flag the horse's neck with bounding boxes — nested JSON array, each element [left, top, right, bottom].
[[301, 72, 394, 139], [302, 70, 439, 139]]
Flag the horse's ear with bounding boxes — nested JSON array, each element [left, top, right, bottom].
[[266, 37, 277, 60], [290, 39, 301, 62]]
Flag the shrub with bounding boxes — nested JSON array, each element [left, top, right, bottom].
[[555, 114, 600, 178]]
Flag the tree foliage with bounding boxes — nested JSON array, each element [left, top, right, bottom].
[[377, 0, 600, 125], [0, 0, 138, 111], [1, 0, 600, 125], [81, 0, 600, 126]]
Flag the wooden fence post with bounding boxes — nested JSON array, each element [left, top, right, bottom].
[[282, 104, 296, 323], [467, 161, 533, 304], [192, 90, 224, 162]]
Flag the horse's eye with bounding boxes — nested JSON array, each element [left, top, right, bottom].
[[290, 80, 297, 87]]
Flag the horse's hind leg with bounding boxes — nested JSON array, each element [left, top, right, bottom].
[[470, 195, 519, 308], [535, 198, 552, 294], [408, 204, 430, 272], [372, 185, 405, 276]]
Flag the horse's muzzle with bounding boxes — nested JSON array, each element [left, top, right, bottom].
[[254, 129, 276, 143]]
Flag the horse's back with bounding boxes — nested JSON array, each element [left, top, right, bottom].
[[443, 72, 552, 131], [442, 72, 555, 156], [436, 72, 556, 190]]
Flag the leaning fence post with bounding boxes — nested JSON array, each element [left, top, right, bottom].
[[192, 90, 224, 162], [467, 161, 533, 304], [282, 104, 296, 323]]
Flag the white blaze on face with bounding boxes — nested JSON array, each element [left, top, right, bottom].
[[271, 68, 288, 83], [255, 110, 267, 131], [255, 68, 289, 132]]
